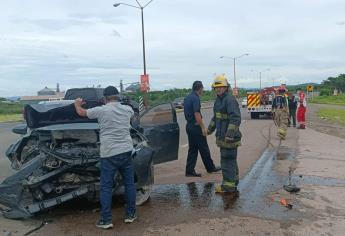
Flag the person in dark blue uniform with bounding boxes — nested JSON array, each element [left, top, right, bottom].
[[184, 81, 221, 177]]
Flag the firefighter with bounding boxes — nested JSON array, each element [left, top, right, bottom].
[[297, 88, 307, 129], [288, 93, 297, 127], [272, 86, 289, 140], [207, 75, 242, 194]]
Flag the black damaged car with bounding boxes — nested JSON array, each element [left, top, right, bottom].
[[0, 88, 180, 219]]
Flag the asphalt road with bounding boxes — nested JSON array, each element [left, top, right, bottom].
[[0, 106, 275, 235], [155, 106, 271, 184], [0, 106, 267, 184], [0, 122, 21, 180], [1, 104, 342, 236]]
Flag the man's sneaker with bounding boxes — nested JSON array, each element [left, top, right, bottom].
[[124, 215, 137, 223], [96, 219, 113, 229]]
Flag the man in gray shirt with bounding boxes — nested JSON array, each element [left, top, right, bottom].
[[74, 86, 136, 229]]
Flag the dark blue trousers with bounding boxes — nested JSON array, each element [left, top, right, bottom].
[[186, 123, 216, 173], [100, 151, 136, 222]]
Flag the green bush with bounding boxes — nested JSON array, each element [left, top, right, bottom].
[[319, 88, 332, 96]]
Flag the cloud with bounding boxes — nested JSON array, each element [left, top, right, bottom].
[[1, 0, 345, 96]]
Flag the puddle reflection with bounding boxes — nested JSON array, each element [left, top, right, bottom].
[[150, 182, 239, 211]]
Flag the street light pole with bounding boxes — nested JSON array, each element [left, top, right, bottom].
[[220, 53, 249, 96], [251, 68, 270, 90], [233, 58, 236, 89], [140, 7, 146, 75], [114, 1, 154, 106]]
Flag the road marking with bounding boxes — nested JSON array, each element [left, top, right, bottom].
[[180, 144, 189, 148]]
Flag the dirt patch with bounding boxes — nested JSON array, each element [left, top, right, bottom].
[[143, 216, 285, 236], [307, 104, 345, 139]]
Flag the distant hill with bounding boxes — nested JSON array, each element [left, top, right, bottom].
[[5, 96, 20, 101], [290, 83, 320, 87]]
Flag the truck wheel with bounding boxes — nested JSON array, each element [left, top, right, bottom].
[[250, 113, 259, 119]]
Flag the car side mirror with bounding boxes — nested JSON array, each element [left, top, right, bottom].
[[12, 124, 27, 135]]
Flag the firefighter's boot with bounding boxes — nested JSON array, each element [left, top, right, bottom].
[[215, 181, 238, 194], [215, 185, 238, 194]]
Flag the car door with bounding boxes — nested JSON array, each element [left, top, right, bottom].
[[140, 103, 180, 164]]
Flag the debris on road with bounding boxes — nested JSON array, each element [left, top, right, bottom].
[[283, 184, 300, 193], [283, 168, 300, 193], [24, 220, 51, 236], [280, 198, 293, 209]]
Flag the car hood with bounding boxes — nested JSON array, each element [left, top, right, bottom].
[[24, 101, 100, 129], [35, 123, 100, 131]]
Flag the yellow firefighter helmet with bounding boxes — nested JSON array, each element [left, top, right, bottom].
[[212, 74, 229, 88]]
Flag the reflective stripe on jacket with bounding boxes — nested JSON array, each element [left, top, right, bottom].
[[208, 92, 241, 149]]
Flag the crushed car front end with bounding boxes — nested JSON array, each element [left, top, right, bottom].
[[0, 123, 154, 219]]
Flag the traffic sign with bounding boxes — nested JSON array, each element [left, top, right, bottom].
[[307, 85, 313, 92], [140, 74, 150, 93]]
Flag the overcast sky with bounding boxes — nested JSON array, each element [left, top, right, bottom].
[[1, 0, 345, 96]]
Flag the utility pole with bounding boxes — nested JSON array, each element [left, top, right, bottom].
[[120, 80, 124, 93], [220, 53, 249, 97], [114, 0, 154, 107], [251, 68, 270, 90]]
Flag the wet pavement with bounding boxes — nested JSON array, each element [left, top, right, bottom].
[[3, 109, 345, 235], [144, 147, 303, 223], [32, 146, 304, 224]]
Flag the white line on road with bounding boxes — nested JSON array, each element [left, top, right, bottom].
[[180, 144, 189, 148]]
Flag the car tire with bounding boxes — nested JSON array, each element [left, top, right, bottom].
[[136, 160, 153, 206], [136, 185, 152, 206]]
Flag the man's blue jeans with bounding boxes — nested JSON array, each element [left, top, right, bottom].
[[100, 151, 136, 222]]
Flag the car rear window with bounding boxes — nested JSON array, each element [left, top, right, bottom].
[[64, 88, 104, 101]]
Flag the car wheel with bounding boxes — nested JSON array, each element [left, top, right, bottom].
[[136, 160, 153, 206]]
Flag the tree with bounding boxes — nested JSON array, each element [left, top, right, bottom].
[[321, 74, 345, 93]]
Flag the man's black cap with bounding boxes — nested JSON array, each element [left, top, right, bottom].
[[103, 86, 119, 96]]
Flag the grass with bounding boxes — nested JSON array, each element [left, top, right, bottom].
[[317, 108, 345, 126], [0, 103, 23, 122], [311, 94, 345, 106], [0, 103, 23, 114], [0, 114, 23, 123]]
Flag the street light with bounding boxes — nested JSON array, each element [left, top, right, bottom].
[[220, 53, 249, 96], [113, 0, 154, 106], [251, 68, 270, 89]]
